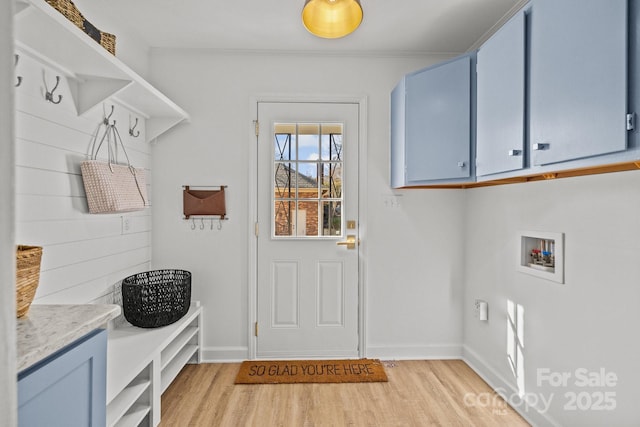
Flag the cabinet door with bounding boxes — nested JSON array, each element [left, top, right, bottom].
[[18, 330, 107, 427], [530, 0, 627, 166], [405, 55, 471, 182], [476, 11, 526, 176], [390, 76, 407, 188]]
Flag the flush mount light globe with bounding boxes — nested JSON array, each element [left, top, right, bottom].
[[302, 0, 363, 39]]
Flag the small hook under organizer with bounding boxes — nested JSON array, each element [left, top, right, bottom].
[[45, 75, 63, 104], [189, 216, 225, 231]]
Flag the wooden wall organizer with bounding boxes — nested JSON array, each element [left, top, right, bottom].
[[183, 186, 227, 220]]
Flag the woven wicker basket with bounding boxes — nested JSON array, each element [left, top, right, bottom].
[[45, 0, 116, 55], [100, 33, 116, 56], [45, 0, 83, 27], [122, 270, 191, 328], [16, 245, 43, 318]]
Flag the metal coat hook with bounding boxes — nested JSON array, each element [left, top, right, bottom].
[[15, 55, 22, 88], [218, 218, 223, 230], [45, 75, 63, 104], [103, 105, 116, 126], [191, 218, 196, 230], [200, 218, 205, 230], [129, 117, 140, 138]]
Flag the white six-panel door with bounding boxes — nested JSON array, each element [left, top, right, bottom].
[[256, 102, 360, 359]]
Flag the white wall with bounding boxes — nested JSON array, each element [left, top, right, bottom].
[[14, 51, 152, 307], [463, 172, 640, 426], [1, 0, 17, 424], [148, 49, 466, 361]]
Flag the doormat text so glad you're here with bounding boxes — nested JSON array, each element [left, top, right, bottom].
[[234, 359, 388, 384]]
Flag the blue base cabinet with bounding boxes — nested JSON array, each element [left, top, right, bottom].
[[18, 329, 107, 427]]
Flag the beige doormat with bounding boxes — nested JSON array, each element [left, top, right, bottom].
[[234, 359, 388, 384]]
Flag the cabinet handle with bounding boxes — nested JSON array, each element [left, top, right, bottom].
[[533, 143, 549, 151], [457, 161, 466, 168], [508, 149, 522, 156], [627, 113, 635, 131]]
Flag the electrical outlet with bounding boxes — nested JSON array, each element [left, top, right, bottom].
[[122, 217, 131, 234], [475, 299, 488, 321]]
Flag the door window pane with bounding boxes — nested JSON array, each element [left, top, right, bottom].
[[274, 162, 296, 198], [273, 123, 344, 238], [320, 162, 342, 199], [298, 124, 320, 162], [322, 201, 341, 236], [274, 132, 295, 161], [274, 201, 320, 237], [321, 127, 343, 161]]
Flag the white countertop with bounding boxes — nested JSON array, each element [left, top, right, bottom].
[[17, 304, 121, 372]]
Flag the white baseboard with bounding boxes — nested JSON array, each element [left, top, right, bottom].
[[202, 346, 248, 363], [462, 345, 561, 427], [366, 344, 463, 360], [202, 344, 463, 362]]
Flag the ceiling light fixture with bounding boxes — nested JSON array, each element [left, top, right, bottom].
[[302, 0, 363, 39]]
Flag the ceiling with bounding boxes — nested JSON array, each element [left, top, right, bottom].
[[82, 0, 526, 55]]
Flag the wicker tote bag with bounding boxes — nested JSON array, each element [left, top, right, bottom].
[[81, 120, 148, 214]]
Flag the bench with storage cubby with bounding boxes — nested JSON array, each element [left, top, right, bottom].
[[106, 302, 202, 427]]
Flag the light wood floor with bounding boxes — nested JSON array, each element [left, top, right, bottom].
[[160, 360, 530, 426]]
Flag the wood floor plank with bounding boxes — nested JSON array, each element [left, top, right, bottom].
[[160, 360, 530, 426]]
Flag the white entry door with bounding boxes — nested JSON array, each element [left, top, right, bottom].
[[256, 101, 360, 358]]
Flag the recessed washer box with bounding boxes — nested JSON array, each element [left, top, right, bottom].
[[518, 231, 564, 284]]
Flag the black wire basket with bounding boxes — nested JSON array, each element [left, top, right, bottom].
[[122, 269, 191, 328]]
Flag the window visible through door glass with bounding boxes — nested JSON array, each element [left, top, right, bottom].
[[273, 123, 343, 238]]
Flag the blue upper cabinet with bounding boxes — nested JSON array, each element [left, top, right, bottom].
[[530, 0, 628, 166], [391, 54, 475, 187], [476, 10, 527, 177], [391, 0, 633, 189], [390, 77, 407, 189]]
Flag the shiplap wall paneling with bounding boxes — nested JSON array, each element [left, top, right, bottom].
[[1, 3, 17, 425], [14, 51, 152, 306]]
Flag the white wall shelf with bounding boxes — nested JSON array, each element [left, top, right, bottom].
[[518, 230, 564, 283], [14, 0, 189, 143]]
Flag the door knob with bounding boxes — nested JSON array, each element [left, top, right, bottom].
[[337, 235, 358, 250]]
